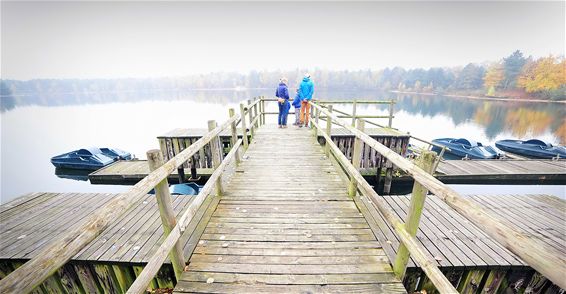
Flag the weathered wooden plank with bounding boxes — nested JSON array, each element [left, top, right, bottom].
[[180, 272, 398, 285], [187, 262, 393, 274], [73, 264, 101, 293], [174, 282, 407, 293], [189, 255, 389, 265]]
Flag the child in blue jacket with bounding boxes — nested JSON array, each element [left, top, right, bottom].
[[292, 89, 302, 126]]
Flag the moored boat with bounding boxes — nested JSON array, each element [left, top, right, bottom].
[[431, 138, 503, 159], [495, 139, 566, 159], [50, 147, 132, 170], [149, 183, 202, 195]]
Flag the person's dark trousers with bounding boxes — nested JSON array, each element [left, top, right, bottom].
[[281, 106, 289, 125], [278, 103, 285, 125], [278, 103, 289, 126]]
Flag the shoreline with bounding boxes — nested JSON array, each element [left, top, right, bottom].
[[390, 90, 566, 104]]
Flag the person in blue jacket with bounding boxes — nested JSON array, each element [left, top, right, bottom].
[[292, 89, 302, 125], [275, 78, 290, 128], [299, 73, 314, 127]]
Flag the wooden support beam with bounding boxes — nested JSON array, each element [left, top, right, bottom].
[[351, 100, 357, 126], [325, 105, 333, 157], [383, 168, 393, 194], [208, 120, 224, 196], [348, 119, 364, 197], [147, 150, 186, 281], [393, 150, 436, 278], [309, 101, 566, 289], [253, 97, 259, 129], [229, 108, 240, 165], [259, 97, 264, 125], [247, 99, 254, 138], [239, 103, 249, 149], [388, 100, 395, 128]]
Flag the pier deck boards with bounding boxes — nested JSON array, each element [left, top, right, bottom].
[[432, 159, 566, 184], [0, 192, 209, 263], [372, 194, 565, 270], [88, 160, 213, 185], [174, 125, 406, 293]]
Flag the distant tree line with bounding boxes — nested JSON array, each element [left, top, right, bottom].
[[1, 50, 564, 102]]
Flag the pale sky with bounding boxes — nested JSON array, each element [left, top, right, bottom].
[[1, 1, 564, 80]]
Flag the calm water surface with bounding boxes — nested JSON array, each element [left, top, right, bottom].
[[1, 89, 564, 203]]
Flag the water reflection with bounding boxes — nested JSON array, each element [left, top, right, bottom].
[[1, 89, 564, 203], [54, 168, 90, 181]]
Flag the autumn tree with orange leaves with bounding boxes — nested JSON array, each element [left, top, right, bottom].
[[517, 55, 566, 100]]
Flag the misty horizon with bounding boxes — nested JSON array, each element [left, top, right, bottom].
[[1, 1, 564, 80]]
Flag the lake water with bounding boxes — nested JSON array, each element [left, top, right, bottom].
[[1, 89, 565, 203]]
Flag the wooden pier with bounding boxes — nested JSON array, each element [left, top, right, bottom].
[[1, 97, 564, 294], [2, 125, 565, 293]]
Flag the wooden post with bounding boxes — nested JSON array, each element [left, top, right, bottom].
[[261, 96, 266, 125], [208, 120, 223, 196], [393, 150, 436, 279], [325, 105, 333, 157], [315, 103, 320, 125], [388, 100, 395, 128], [229, 108, 241, 165], [351, 100, 357, 126], [247, 99, 254, 138], [305, 100, 314, 129], [258, 97, 263, 126], [348, 119, 365, 197], [146, 150, 185, 280], [239, 103, 249, 149], [432, 146, 446, 173], [253, 97, 259, 128]]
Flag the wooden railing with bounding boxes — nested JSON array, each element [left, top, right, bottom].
[[0, 99, 262, 293], [315, 100, 449, 172], [307, 101, 566, 292]]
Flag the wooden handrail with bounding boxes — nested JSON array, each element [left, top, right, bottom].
[[127, 138, 243, 293], [317, 103, 389, 128], [317, 100, 396, 104], [0, 114, 241, 294], [311, 118, 457, 293], [309, 101, 566, 289]]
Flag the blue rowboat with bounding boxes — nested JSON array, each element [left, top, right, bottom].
[[431, 138, 503, 159], [50, 147, 132, 170], [495, 139, 566, 159]]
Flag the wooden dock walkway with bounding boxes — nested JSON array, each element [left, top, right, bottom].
[[174, 125, 406, 293]]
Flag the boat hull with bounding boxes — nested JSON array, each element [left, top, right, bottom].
[[50, 147, 132, 170], [432, 138, 502, 160], [495, 139, 566, 159]]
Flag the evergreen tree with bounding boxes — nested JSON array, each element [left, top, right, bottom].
[[502, 50, 527, 89]]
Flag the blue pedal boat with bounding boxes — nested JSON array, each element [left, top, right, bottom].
[[50, 147, 132, 170], [431, 138, 503, 159], [149, 183, 202, 195], [495, 139, 566, 159]]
